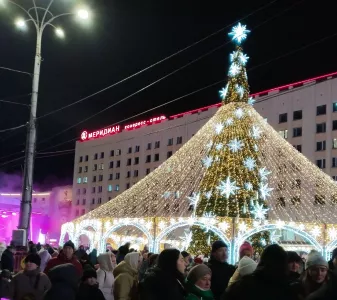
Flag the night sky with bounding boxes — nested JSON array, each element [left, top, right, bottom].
[[0, 0, 336, 189]]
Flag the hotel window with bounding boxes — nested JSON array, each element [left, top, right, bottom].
[[333, 158, 337, 168], [333, 102, 337, 112], [127, 158, 132, 166], [82, 199, 86, 205], [94, 153, 98, 160], [146, 168, 150, 175], [316, 159, 326, 169], [85, 155, 88, 162], [84, 166, 88, 173], [110, 150, 114, 157], [92, 176, 96, 183], [316, 123, 326, 133], [293, 110, 302, 121], [293, 145, 302, 153], [98, 163, 104, 170], [316, 141, 326, 151], [79, 156, 83, 163], [128, 147, 132, 154], [116, 160, 121, 168], [115, 173, 120, 179], [333, 139, 337, 149], [134, 157, 139, 165], [154, 153, 160, 161], [116, 149, 121, 156], [78, 167, 82, 173], [109, 173, 113, 180], [134, 170, 139, 177], [109, 161, 114, 168], [93, 164, 97, 171], [82, 188, 87, 195], [108, 185, 113, 192], [177, 136, 183, 144], [168, 138, 173, 146], [76, 189, 80, 195], [100, 152, 104, 159], [167, 151, 173, 158], [99, 174, 103, 181], [98, 198, 102, 204], [333, 120, 337, 130], [278, 130, 288, 139], [92, 187, 96, 193], [146, 155, 151, 163], [317, 105, 326, 116], [83, 177, 88, 183], [293, 127, 302, 137], [115, 185, 120, 191], [126, 183, 130, 189], [76, 199, 80, 205], [147, 143, 152, 150], [135, 145, 140, 153], [77, 177, 82, 184], [98, 186, 103, 193], [92, 198, 95, 204], [126, 171, 131, 178], [279, 113, 287, 123], [155, 141, 160, 148]]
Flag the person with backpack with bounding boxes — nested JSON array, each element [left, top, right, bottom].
[[11, 253, 51, 300]]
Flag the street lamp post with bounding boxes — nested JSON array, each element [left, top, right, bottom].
[[3, 0, 89, 244]]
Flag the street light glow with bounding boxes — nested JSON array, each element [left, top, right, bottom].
[[15, 18, 26, 28], [55, 28, 65, 38], [77, 9, 89, 20]]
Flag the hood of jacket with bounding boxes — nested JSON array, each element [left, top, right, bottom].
[[48, 263, 79, 291], [113, 261, 137, 278], [98, 252, 113, 271]]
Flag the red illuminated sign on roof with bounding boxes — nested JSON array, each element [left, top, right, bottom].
[[124, 115, 166, 130]]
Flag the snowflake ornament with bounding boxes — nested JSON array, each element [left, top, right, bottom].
[[259, 182, 273, 200], [248, 97, 255, 106], [206, 141, 213, 149], [230, 50, 239, 62], [259, 167, 271, 181], [244, 157, 256, 171], [234, 108, 244, 119], [202, 212, 217, 232], [205, 191, 212, 200], [269, 230, 282, 244], [244, 182, 253, 191], [254, 144, 259, 152], [215, 143, 224, 151], [180, 230, 193, 250], [219, 85, 228, 99], [229, 63, 240, 76], [239, 53, 249, 65], [251, 203, 269, 221], [229, 22, 250, 44], [217, 177, 240, 199], [251, 125, 262, 139], [311, 226, 321, 238], [225, 118, 234, 126], [236, 85, 244, 98], [215, 123, 224, 134], [228, 138, 244, 152], [187, 192, 201, 207], [202, 156, 213, 168], [162, 191, 171, 199]]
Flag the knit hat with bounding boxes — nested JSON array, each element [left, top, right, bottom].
[[63, 240, 75, 251], [24, 253, 41, 266], [81, 268, 97, 281], [194, 256, 203, 265], [238, 256, 257, 276], [306, 250, 328, 270], [239, 242, 253, 258], [287, 251, 302, 263], [211, 240, 227, 253], [187, 264, 212, 284]]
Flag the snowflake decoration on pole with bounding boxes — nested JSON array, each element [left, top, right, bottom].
[[251, 203, 269, 221], [236, 85, 244, 98], [259, 167, 271, 181], [244, 182, 253, 191], [248, 97, 255, 106], [239, 53, 249, 65], [228, 138, 244, 152], [234, 108, 244, 119], [229, 63, 241, 76], [215, 123, 224, 134], [202, 156, 213, 168], [251, 125, 262, 139], [259, 182, 273, 200], [243, 157, 256, 171], [217, 177, 240, 199], [229, 22, 250, 44], [219, 86, 228, 99]]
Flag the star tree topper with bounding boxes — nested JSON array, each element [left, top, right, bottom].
[[229, 22, 250, 44]]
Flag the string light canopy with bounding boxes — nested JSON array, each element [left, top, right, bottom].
[[65, 23, 337, 256]]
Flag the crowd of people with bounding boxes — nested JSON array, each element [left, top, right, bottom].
[[0, 239, 336, 300]]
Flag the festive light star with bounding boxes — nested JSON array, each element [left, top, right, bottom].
[[229, 22, 250, 44], [219, 85, 228, 99], [234, 108, 244, 119], [206, 141, 213, 149], [244, 157, 256, 171], [238, 222, 247, 233], [251, 125, 262, 139], [216, 143, 224, 151], [202, 156, 213, 168], [328, 228, 337, 240], [239, 53, 249, 65], [311, 226, 321, 238], [259, 182, 273, 200], [248, 97, 255, 106], [228, 138, 244, 152], [225, 118, 234, 126], [215, 123, 224, 134], [230, 50, 239, 62], [251, 203, 269, 221], [205, 191, 212, 200], [217, 177, 240, 199], [245, 182, 253, 191], [236, 85, 244, 98], [259, 167, 272, 181], [187, 192, 201, 207], [270, 230, 282, 244], [201, 212, 216, 232], [229, 63, 240, 76], [260, 238, 267, 246], [180, 230, 193, 250]]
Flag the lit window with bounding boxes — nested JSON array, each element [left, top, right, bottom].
[[333, 102, 337, 112], [77, 178, 82, 184], [115, 185, 120, 191], [333, 139, 337, 149], [278, 130, 288, 139], [98, 163, 104, 170], [108, 185, 113, 192], [116, 149, 121, 156], [83, 177, 88, 183]]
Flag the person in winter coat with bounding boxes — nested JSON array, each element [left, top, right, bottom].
[[44, 240, 82, 276], [113, 252, 142, 300], [223, 244, 297, 300], [140, 248, 187, 300], [39, 248, 51, 272], [306, 269, 337, 300], [11, 253, 51, 300], [89, 249, 98, 266], [0, 269, 11, 299], [1, 245, 15, 272], [227, 256, 257, 288], [43, 263, 79, 300], [185, 264, 214, 300], [207, 241, 235, 300], [97, 252, 116, 300], [77, 267, 105, 300], [328, 248, 337, 271], [116, 243, 130, 265], [287, 251, 302, 281]]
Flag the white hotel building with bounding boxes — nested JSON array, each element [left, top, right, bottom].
[[72, 71, 337, 219]]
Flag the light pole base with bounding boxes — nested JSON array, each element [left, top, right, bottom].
[[12, 229, 27, 247]]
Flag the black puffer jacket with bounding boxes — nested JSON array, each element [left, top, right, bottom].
[[43, 263, 79, 300], [76, 283, 105, 300], [1, 249, 14, 272]]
